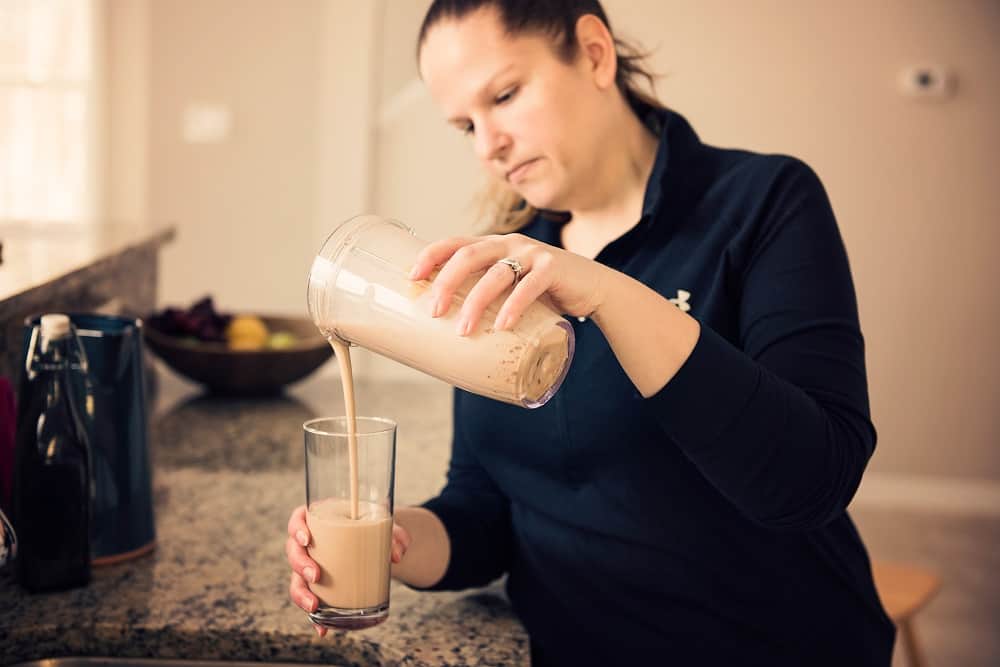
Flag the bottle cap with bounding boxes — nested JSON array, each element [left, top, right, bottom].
[[40, 314, 72, 340]]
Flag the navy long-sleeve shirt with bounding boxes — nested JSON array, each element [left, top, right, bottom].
[[419, 108, 895, 666]]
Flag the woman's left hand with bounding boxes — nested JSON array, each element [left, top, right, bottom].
[[408, 233, 608, 336]]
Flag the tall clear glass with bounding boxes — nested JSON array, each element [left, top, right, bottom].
[[304, 417, 396, 630], [306, 214, 575, 408]]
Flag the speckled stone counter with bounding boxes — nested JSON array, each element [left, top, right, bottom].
[[0, 368, 529, 666]]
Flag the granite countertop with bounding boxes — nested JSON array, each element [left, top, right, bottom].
[[0, 367, 529, 666], [0, 222, 175, 305]]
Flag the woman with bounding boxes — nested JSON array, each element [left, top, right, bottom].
[[286, 1, 895, 664]]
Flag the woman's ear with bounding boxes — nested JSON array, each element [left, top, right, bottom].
[[574, 14, 617, 89]]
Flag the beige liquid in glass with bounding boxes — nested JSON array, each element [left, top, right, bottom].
[[307, 338, 390, 615], [306, 498, 391, 609]]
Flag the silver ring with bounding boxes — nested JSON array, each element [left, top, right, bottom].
[[496, 257, 523, 284]]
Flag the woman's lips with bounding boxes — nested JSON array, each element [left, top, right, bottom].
[[507, 158, 539, 184]]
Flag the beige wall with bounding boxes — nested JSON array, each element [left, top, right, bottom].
[[107, 1, 1000, 483], [105, 0, 148, 225], [145, 0, 325, 316]]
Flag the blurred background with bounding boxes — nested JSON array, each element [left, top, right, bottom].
[[1, 1, 998, 664]]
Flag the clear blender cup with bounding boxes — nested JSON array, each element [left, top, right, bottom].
[[306, 215, 574, 408]]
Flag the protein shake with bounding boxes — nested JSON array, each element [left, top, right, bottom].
[[306, 498, 392, 610], [316, 267, 572, 407], [328, 337, 360, 519]]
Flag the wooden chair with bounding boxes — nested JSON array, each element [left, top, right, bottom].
[[871, 560, 941, 667]]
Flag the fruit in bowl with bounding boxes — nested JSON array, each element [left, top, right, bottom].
[[226, 315, 269, 349], [144, 297, 333, 395], [223, 314, 304, 351]]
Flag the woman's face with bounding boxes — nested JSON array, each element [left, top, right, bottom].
[[419, 8, 607, 212]]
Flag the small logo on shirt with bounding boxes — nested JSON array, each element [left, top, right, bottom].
[[669, 289, 692, 312]]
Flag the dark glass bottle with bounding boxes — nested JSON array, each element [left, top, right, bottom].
[[11, 314, 93, 592]]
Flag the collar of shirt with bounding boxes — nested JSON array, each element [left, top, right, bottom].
[[527, 106, 704, 266]]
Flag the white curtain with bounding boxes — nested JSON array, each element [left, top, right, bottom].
[[0, 0, 97, 222]]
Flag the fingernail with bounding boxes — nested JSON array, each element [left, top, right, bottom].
[[315, 625, 324, 637], [296, 531, 309, 547], [456, 318, 470, 336], [408, 265, 418, 280], [303, 566, 317, 583], [496, 315, 511, 331], [302, 594, 315, 612]]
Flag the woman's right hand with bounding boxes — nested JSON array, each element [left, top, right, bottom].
[[285, 504, 411, 638]]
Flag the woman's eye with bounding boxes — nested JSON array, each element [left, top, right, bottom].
[[461, 122, 474, 136], [495, 87, 518, 105]]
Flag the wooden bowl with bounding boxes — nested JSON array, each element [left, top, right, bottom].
[[143, 315, 333, 395]]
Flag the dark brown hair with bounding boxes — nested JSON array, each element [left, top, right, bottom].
[[417, 0, 663, 232]]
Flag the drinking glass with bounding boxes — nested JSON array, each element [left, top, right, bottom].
[[303, 416, 396, 629]]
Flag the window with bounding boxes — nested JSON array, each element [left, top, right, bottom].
[[0, 0, 100, 223]]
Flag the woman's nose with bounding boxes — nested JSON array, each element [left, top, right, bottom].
[[474, 122, 510, 162]]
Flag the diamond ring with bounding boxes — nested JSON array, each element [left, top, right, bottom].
[[496, 257, 523, 284]]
